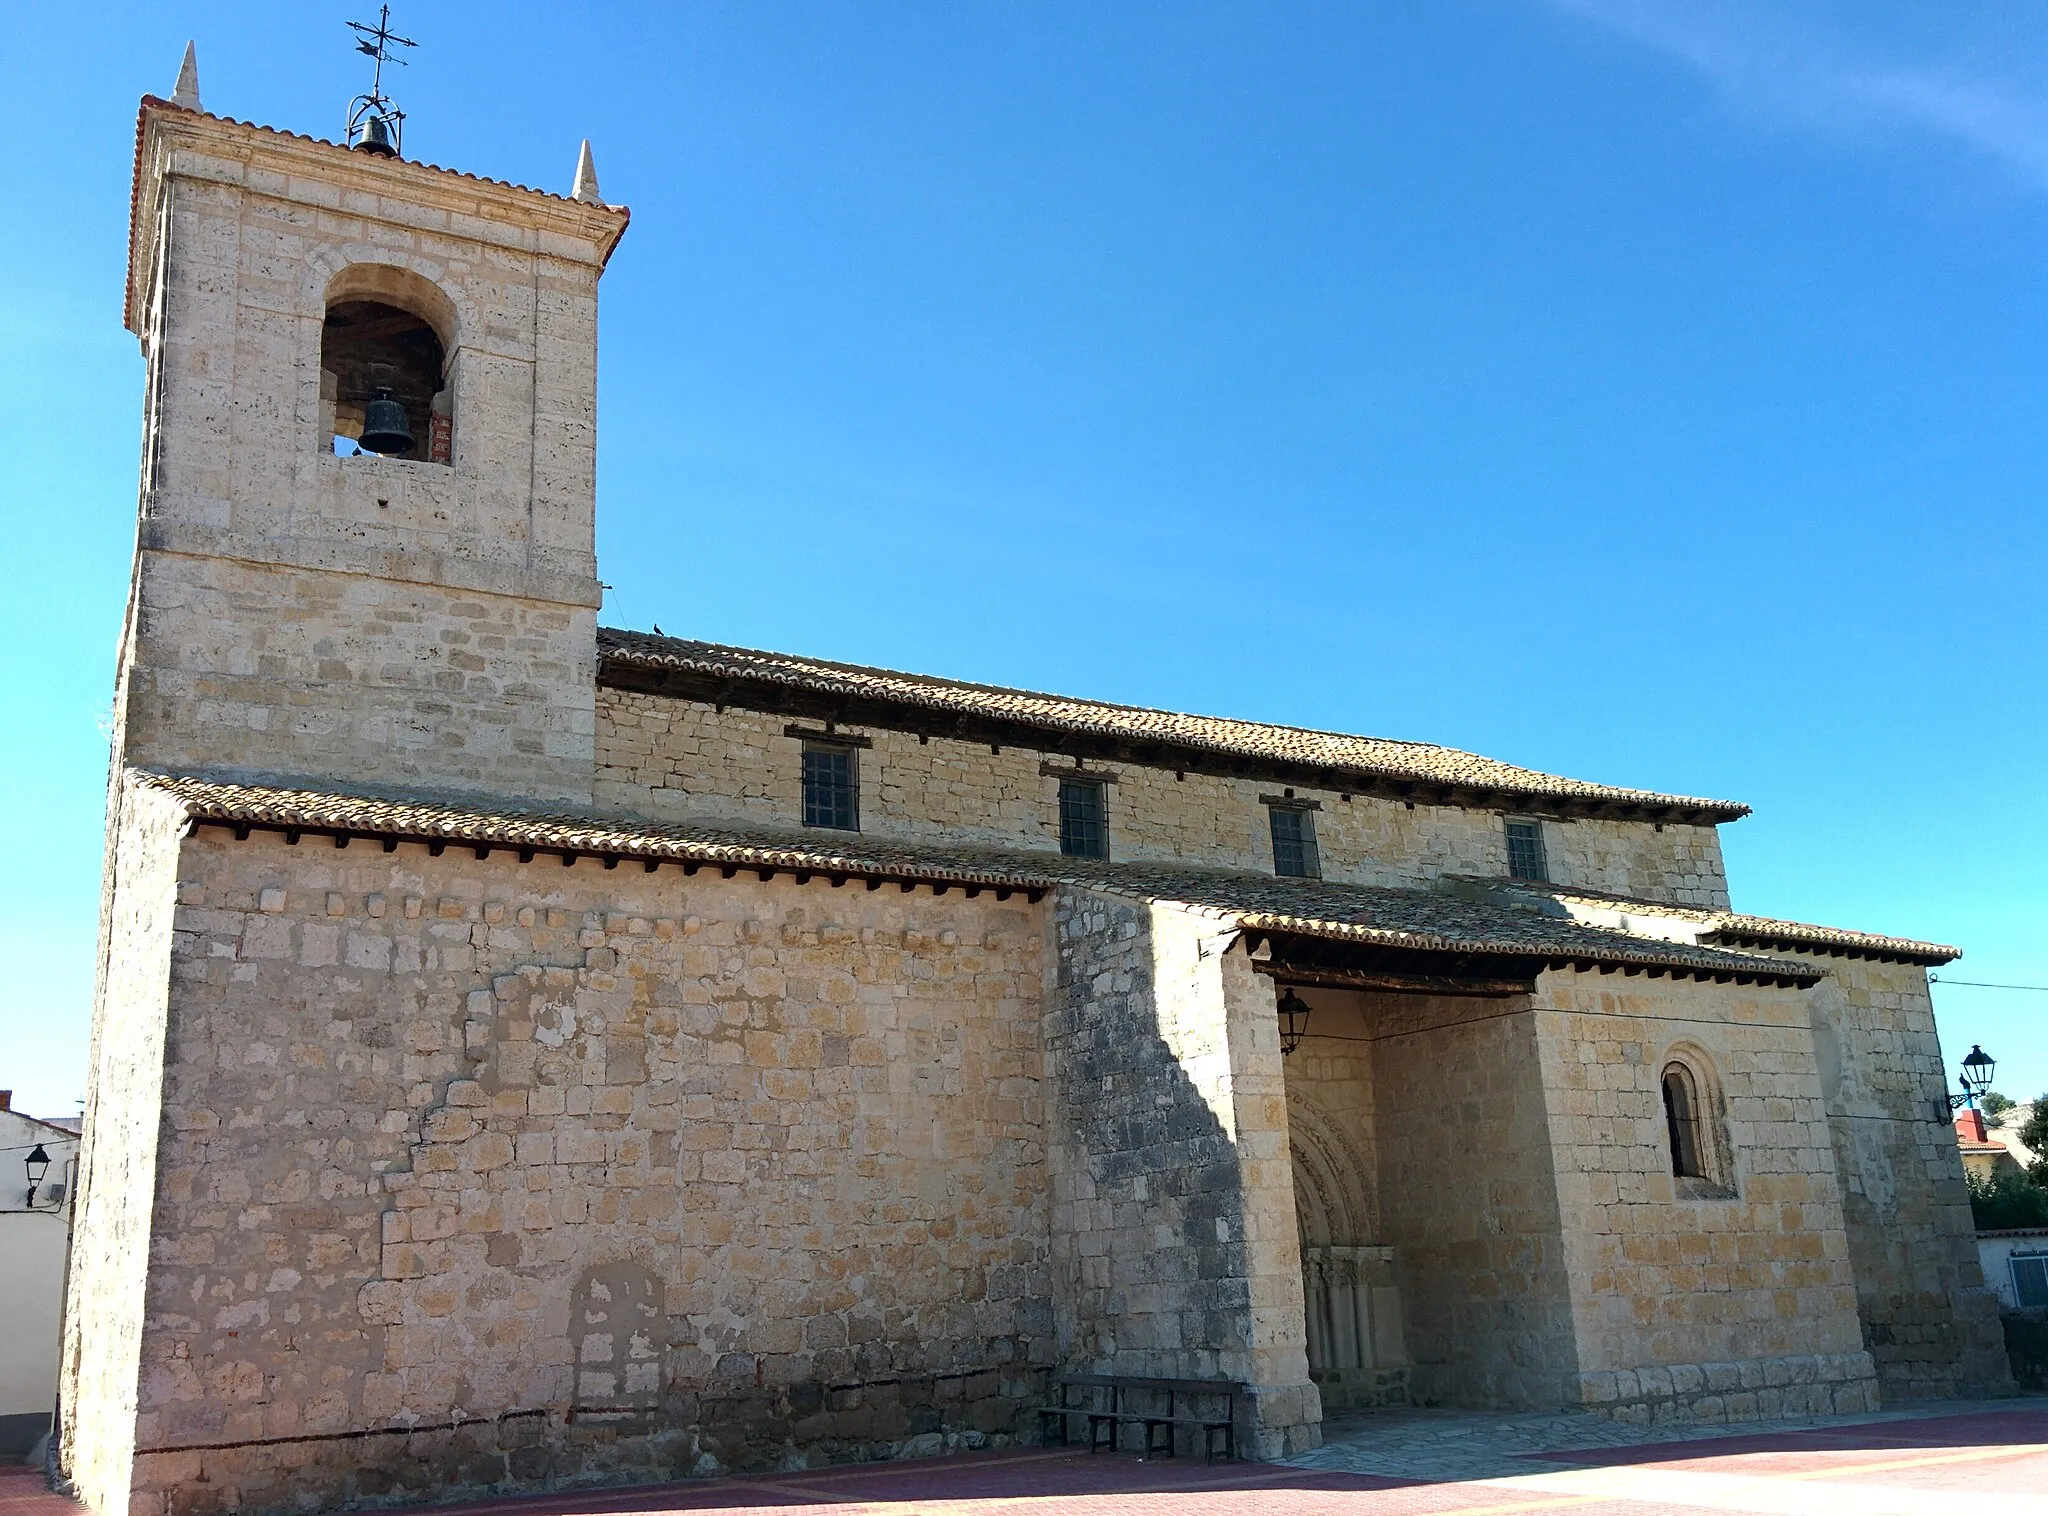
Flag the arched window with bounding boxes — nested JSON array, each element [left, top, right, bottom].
[[318, 266, 456, 464], [1659, 1048, 1734, 1196], [1662, 1064, 1705, 1179]]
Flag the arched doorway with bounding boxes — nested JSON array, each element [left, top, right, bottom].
[[1288, 1090, 1409, 1410]]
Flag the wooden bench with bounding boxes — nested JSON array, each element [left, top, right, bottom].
[[1036, 1373, 1243, 1463]]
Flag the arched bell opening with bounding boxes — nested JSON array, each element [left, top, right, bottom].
[[318, 265, 457, 463]]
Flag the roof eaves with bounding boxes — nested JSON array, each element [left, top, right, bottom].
[[1230, 912, 1824, 987], [595, 631, 1753, 823], [1455, 878, 1960, 967], [140, 772, 1798, 984], [145, 772, 1054, 899], [1698, 917, 1961, 967]]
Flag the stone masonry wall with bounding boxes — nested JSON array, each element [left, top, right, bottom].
[[1369, 993, 1583, 1409], [1531, 972, 1878, 1423], [124, 554, 597, 803], [119, 107, 614, 805], [1046, 891, 1318, 1457], [61, 784, 191, 1516], [98, 827, 1049, 1516], [1800, 955, 2011, 1399], [595, 691, 1730, 907]]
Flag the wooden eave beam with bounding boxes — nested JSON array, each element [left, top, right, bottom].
[[185, 818, 1047, 904]]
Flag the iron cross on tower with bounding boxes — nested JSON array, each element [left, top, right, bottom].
[[345, 4, 417, 157]]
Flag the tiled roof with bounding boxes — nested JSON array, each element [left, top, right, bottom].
[[597, 630, 1751, 823], [1461, 880, 1960, 966], [138, 771, 1816, 985], [1701, 913, 1960, 966], [126, 97, 630, 333]]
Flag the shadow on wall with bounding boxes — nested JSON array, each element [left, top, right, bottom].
[[1048, 894, 1256, 1377], [1044, 890, 1318, 1457]]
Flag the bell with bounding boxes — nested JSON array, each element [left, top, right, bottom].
[[357, 388, 413, 454], [353, 113, 398, 157]]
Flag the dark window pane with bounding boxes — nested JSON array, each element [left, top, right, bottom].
[[1505, 819, 1547, 881], [1270, 807, 1318, 878], [1663, 1069, 1703, 1179], [1059, 780, 1106, 859], [2015, 1257, 2048, 1310], [802, 745, 858, 830]]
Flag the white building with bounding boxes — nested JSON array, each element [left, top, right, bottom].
[[2, 1093, 80, 1461]]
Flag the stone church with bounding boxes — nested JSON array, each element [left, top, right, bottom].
[[61, 61, 2009, 1516]]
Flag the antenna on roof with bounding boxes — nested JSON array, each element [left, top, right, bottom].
[[345, 4, 416, 159]]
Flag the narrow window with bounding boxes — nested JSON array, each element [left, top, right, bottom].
[[802, 743, 858, 830], [1058, 779, 1107, 859], [1662, 1066, 1705, 1179], [2013, 1256, 2048, 1310], [1505, 818, 1548, 881], [1269, 806, 1320, 878]]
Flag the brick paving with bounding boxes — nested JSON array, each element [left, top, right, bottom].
[[5, 1400, 2043, 1516]]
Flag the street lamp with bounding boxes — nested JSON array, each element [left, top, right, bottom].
[[1276, 988, 1312, 1057], [25, 1143, 49, 1207], [1946, 1044, 1996, 1113]]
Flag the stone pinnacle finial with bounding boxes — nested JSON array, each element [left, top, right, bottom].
[[172, 41, 202, 111], [571, 139, 604, 205]]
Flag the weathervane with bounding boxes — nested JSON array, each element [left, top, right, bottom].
[[345, 4, 416, 158]]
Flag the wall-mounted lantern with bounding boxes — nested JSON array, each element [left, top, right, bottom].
[[1938, 1044, 1996, 1124], [25, 1143, 50, 1207], [1276, 988, 1311, 1057], [1950, 1045, 1996, 1111]]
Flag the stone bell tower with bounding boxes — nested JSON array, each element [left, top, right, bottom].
[[116, 52, 628, 806]]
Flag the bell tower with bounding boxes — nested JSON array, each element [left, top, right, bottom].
[[116, 43, 628, 805]]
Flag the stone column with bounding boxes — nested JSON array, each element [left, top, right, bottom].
[[1046, 890, 1319, 1458]]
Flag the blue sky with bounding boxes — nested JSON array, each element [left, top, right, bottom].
[[1, 2, 2042, 1118]]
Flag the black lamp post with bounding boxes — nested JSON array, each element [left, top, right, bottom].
[[1949, 1048, 1998, 1106], [1276, 988, 1312, 1057], [25, 1143, 50, 1207], [1948, 1044, 1996, 1112]]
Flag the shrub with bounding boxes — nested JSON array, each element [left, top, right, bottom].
[[1968, 1166, 2048, 1230], [2020, 1097, 2048, 1188]]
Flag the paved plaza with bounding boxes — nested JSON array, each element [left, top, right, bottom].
[[6, 1399, 2044, 1516]]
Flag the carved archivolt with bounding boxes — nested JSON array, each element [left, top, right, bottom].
[[1287, 1089, 1405, 1375], [1288, 1095, 1375, 1250]]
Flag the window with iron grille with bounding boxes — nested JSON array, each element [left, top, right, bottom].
[[2015, 1255, 2048, 1310], [802, 743, 858, 831], [1505, 818, 1548, 881], [1058, 779, 1107, 859], [1269, 806, 1320, 878]]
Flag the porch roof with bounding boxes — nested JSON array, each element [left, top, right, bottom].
[[1444, 878, 1960, 967], [136, 770, 1818, 987]]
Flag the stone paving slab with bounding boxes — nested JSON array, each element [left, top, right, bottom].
[[1287, 1396, 2047, 1483], [3, 1400, 2043, 1515]]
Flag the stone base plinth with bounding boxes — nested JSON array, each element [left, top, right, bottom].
[[1239, 1380, 1323, 1459], [1312, 1366, 1411, 1413], [1571, 1350, 1879, 1426]]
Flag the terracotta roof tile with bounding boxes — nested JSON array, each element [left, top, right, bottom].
[[597, 630, 1752, 823], [138, 771, 1816, 985], [1451, 879, 1960, 966]]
